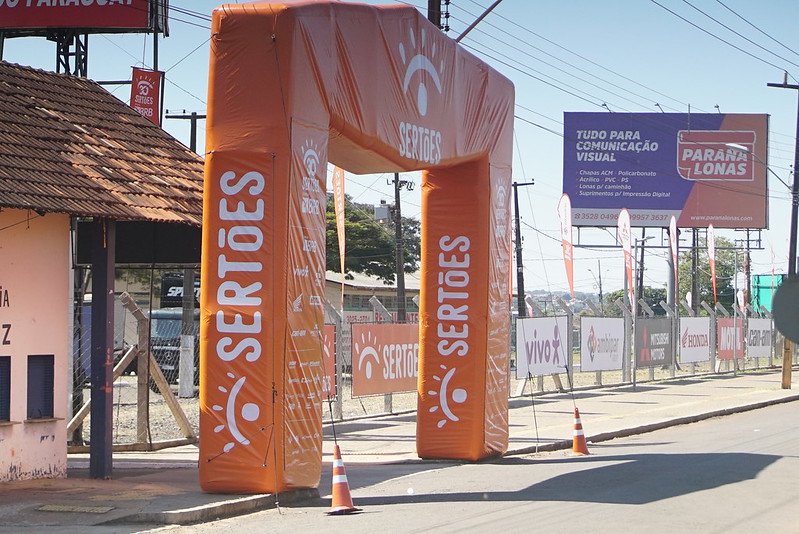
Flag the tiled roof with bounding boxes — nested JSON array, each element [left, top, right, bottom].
[[0, 61, 203, 226]]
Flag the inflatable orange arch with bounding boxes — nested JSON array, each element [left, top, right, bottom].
[[199, 0, 514, 493]]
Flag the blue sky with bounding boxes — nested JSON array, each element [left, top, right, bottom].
[[3, 0, 798, 301]]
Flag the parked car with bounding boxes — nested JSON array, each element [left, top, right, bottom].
[[148, 308, 200, 386]]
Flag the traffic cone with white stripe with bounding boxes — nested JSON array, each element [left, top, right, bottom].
[[326, 444, 362, 515], [572, 407, 590, 455]]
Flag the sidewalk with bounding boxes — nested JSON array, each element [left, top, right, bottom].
[[0, 368, 796, 530]]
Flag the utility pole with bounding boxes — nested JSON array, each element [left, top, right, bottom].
[[767, 77, 799, 389], [637, 228, 647, 304], [165, 111, 207, 154], [392, 173, 413, 322], [427, 0, 441, 27], [512, 181, 535, 317], [691, 228, 699, 314]]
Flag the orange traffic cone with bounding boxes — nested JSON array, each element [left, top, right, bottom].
[[572, 407, 590, 455], [326, 444, 362, 515]]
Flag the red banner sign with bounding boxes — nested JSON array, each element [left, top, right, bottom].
[[129, 67, 163, 125], [351, 323, 419, 396], [618, 208, 633, 311], [557, 194, 574, 298], [717, 318, 744, 360], [0, 0, 151, 30], [130, 67, 163, 125]]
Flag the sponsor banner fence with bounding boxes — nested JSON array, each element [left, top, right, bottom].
[[635, 317, 673, 368], [579, 317, 624, 371], [679, 316, 710, 363], [515, 316, 570, 378], [717, 317, 745, 360], [351, 323, 419, 396], [563, 112, 768, 229], [746, 318, 772, 359]]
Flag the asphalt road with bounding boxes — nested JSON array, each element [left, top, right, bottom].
[[151, 402, 799, 533]]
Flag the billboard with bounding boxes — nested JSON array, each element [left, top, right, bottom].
[[746, 318, 772, 359], [679, 316, 710, 363], [717, 317, 745, 360], [563, 112, 768, 229], [0, 0, 161, 32], [635, 317, 673, 368], [579, 317, 624, 372], [351, 323, 418, 396], [515, 316, 570, 378]]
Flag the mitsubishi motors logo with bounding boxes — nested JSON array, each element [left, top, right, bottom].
[[396, 27, 444, 165]]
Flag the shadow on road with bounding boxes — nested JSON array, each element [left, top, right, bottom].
[[343, 452, 779, 506]]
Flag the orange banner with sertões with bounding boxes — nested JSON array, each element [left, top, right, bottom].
[[351, 323, 419, 396]]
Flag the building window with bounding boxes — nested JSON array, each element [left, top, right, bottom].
[[27, 354, 54, 420], [0, 356, 9, 422]]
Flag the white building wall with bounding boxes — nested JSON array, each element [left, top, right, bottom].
[[0, 209, 70, 482]]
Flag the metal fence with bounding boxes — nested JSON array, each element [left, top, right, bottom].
[[68, 289, 796, 450]]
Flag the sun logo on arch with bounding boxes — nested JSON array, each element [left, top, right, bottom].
[[428, 363, 468, 428], [354, 331, 380, 380], [300, 141, 321, 178], [212, 372, 261, 453], [398, 27, 444, 117]]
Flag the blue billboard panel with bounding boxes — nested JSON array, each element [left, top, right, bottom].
[[563, 112, 768, 228]]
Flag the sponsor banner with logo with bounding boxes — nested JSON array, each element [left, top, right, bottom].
[[579, 317, 624, 372], [746, 318, 772, 359], [717, 317, 745, 360], [635, 317, 673, 368], [130, 67, 163, 125], [332, 167, 346, 311], [679, 316, 710, 363], [0, 0, 153, 31], [618, 209, 634, 310], [563, 112, 768, 229], [515, 316, 570, 378], [557, 194, 574, 297], [322, 324, 337, 399], [351, 323, 419, 396]]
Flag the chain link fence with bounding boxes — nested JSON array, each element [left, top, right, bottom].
[[68, 270, 794, 450]]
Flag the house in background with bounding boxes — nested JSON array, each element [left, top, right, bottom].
[[0, 61, 203, 482]]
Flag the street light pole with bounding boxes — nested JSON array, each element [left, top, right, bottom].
[[766, 79, 799, 388]]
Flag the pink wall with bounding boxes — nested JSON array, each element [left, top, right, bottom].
[[0, 209, 70, 482]]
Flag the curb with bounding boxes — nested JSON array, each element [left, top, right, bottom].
[[505, 393, 799, 457], [105, 488, 320, 526]]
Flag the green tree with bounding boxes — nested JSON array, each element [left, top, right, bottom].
[[326, 194, 421, 284], [678, 235, 739, 313], [603, 286, 668, 317]]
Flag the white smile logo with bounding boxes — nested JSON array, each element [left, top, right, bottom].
[[212, 372, 261, 453], [398, 28, 444, 116], [427, 364, 468, 428], [354, 331, 380, 380]]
